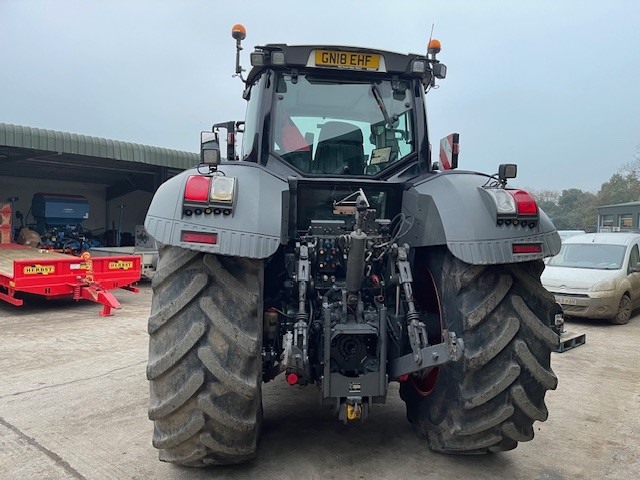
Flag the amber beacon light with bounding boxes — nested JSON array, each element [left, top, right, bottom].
[[231, 23, 246, 40], [427, 39, 442, 54]]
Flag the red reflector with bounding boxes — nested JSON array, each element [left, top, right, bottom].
[[286, 373, 299, 385], [513, 243, 542, 254], [184, 175, 211, 202], [509, 190, 538, 215], [181, 231, 217, 244]]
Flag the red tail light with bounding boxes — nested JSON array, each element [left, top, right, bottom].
[[512, 243, 542, 254], [184, 175, 211, 202], [181, 231, 217, 244], [509, 190, 538, 216]]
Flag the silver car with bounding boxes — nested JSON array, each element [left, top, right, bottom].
[[541, 233, 640, 324]]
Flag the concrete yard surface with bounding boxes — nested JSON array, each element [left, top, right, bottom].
[[0, 284, 639, 479]]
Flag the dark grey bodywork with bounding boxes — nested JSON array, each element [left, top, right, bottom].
[[400, 170, 560, 264], [146, 163, 287, 259], [145, 164, 560, 264]]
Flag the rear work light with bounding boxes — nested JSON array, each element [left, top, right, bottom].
[[250, 51, 266, 66], [210, 176, 236, 204], [411, 59, 427, 73], [271, 51, 286, 65], [184, 175, 211, 203], [181, 231, 218, 245], [485, 189, 517, 215]]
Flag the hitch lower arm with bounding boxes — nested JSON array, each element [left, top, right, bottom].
[[389, 245, 465, 378], [389, 330, 464, 378]]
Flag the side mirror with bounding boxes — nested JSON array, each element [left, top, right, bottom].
[[200, 131, 221, 166], [438, 133, 459, 170]]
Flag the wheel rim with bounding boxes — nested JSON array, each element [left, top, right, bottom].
[[409, 267, 443, 396], [409, 367, 440, 397], [617, 295, 631, 323]]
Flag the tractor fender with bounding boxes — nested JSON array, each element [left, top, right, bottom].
[[145, 163, 287, 259], [400, 171, 561, 265]]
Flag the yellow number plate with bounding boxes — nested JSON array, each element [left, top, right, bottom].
[[23, 264, 55, 275], [315, 50, 380, 71], [108, 260, 134, 270]]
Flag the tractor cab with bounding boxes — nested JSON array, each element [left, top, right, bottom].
[[205, 25, 447, 181]]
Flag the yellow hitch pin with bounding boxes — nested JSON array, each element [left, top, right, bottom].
[[347, 403, 362, 421]]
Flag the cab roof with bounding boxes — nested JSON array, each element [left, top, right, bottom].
[[246, 44, 429, 84]]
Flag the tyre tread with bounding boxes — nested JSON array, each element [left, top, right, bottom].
[[149, 371, 204, 419], [148, 272, 208, 334], [512, 295, 560, 349], [454, 404, 514, 436], [153, 411, 205, 449], [464, 316, 520, 371], [514, 339, 558, 390], [198, 345, 258, 399], [403, 249, 558, 454], [199, 296, 259, 353], [147, 247, 262, 466], [461, 361, 520, 409], [146, 321, 206, 379], [464, 274, 512, 330]]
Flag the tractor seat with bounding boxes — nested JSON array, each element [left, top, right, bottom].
[[312, 122, 365, 175]]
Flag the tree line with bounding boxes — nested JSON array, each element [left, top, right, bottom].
[[529, 146, 640, 231]]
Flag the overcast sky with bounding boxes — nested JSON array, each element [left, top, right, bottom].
[[1, 0, 638, 192]]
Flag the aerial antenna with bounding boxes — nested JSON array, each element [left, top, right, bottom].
[[428, 23, 435, 46]]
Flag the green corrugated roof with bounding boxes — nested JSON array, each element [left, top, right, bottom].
[[598, 201, 640, 209], [0, 123, 198, 169]]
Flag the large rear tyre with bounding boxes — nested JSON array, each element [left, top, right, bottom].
[[147, 245, 263, 466], [400, 247, 559, 454]]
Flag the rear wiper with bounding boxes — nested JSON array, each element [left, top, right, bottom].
[[371, 84, 398, 128]]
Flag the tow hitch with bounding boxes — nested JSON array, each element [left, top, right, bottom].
[[389, 331, 464, 378]]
